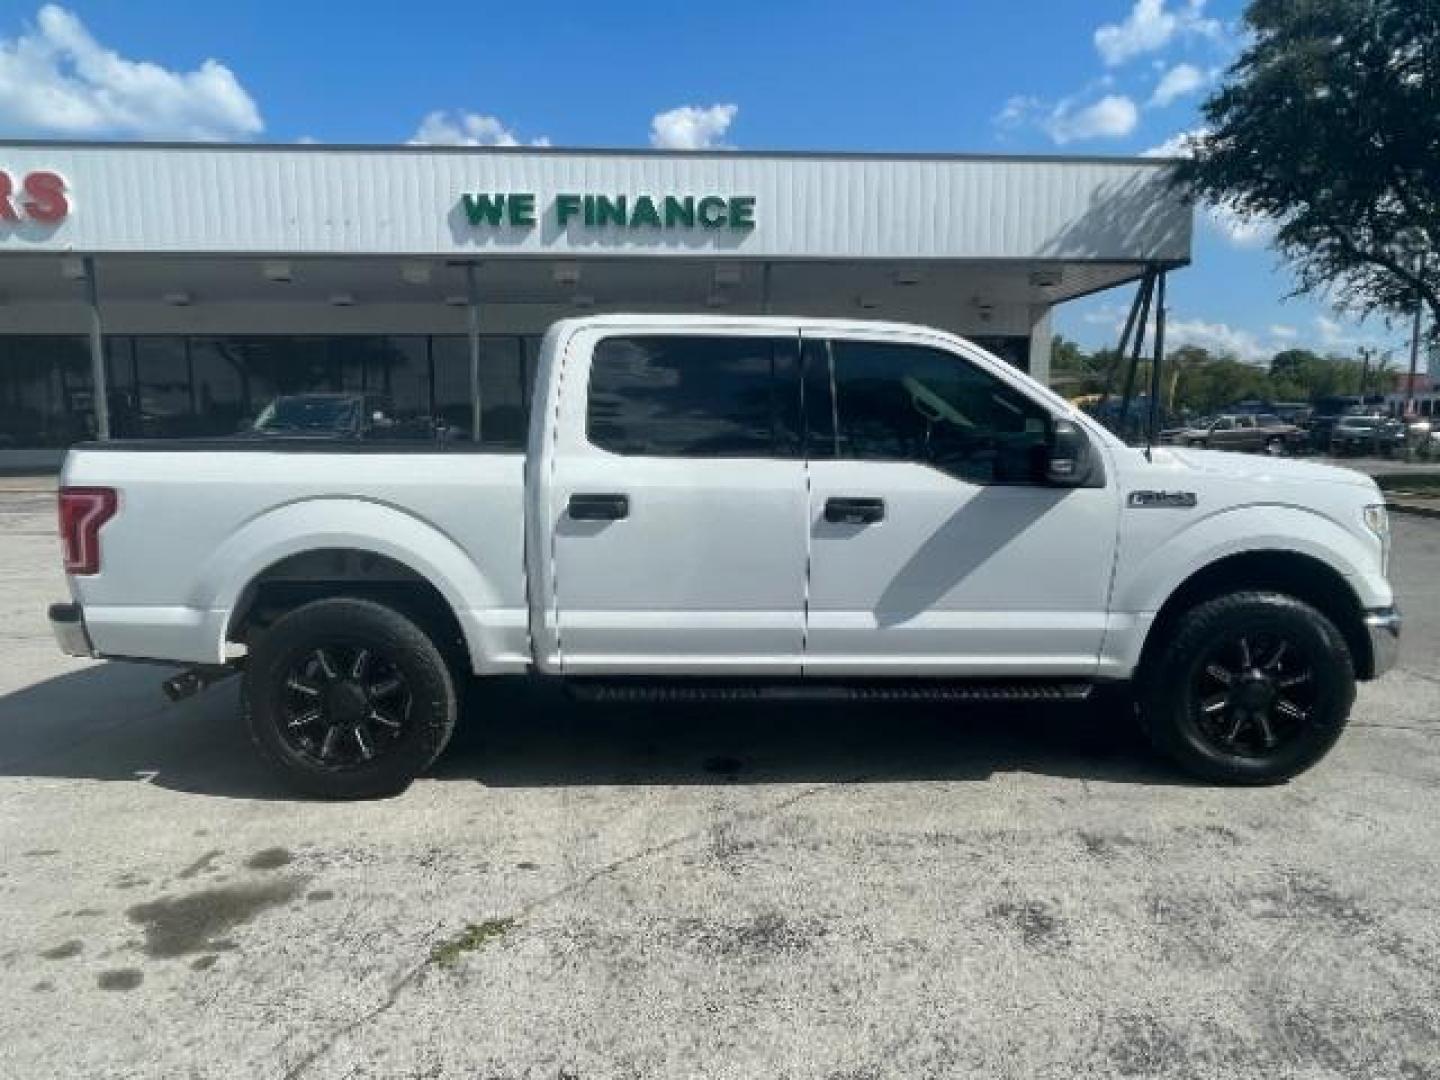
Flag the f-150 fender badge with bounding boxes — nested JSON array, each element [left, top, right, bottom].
[[1128, 490, 1198, 509]]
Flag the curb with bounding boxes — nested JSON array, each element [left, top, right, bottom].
[[1388, 500, 1440, 520]]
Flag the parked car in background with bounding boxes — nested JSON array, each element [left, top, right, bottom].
[[1330, 415, 1406, 457], [242, 393, 443, 442], [1308, 395, 1390, 453], [1177, 413, 1306, 455]]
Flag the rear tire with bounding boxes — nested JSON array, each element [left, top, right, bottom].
[[1138, 591, 1355, 784], [243, 597, 457, 799]]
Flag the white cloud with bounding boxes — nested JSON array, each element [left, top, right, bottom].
[[1150, 62, 1205, 107], [649, 103, 737, 150], [1315, 315, 1394, 354], [995, 95, 1041, 130], [1167, 317, 1269, 362], [1142, 126, 1206, 157], [1000, 90, 1140, 145], [0, 4, 261, 139], [1095, 0, 1223, 67], [1043, 94, 1139, 144], [1206, 200, 1276, 247], [1142, 127, 1277, 247], [1170, 315, 1395, 361], [1082, 303, 1127, 327], [408, 110, 549, 147]]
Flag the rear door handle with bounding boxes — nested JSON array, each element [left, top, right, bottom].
[[825, 496, 885, 525], [568, 492, 630, 521]]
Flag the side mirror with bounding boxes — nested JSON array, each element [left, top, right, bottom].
[[1046, 419, 1094, 486]]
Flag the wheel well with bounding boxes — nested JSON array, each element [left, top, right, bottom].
[[229, 549, 469, 672], [1141, 550, 1373, 679]]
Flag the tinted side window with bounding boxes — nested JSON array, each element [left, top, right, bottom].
[[828, 340, 1051, 484], [587, 335, 800, 457]]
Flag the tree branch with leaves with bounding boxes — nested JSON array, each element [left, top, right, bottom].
[[1178, 0, 1440, 335]]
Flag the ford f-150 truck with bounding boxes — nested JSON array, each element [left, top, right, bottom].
[[49, 315, 1400, 798]]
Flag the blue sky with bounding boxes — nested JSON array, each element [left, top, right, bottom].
[[0, 0, 1419, 369]]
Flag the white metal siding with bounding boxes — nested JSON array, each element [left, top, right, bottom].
[[0, 146, 1192, 262]]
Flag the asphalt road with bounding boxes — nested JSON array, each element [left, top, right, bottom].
[[0, 491, 1437, 1079]]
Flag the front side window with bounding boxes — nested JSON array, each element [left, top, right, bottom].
[[587, 335, 800, 457], [822, 339, 1052, 484]]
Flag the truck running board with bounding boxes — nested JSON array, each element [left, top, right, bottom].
[[568, 680, 1095, 704]]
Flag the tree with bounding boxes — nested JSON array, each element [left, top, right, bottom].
[[1270, 348, 1322, 384], [1178, 1, 1440, 335]]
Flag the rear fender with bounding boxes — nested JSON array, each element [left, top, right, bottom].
[[195, 498, 516, 673]]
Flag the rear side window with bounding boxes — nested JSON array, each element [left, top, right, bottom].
[[823, 339, 1052, 484], [587, 335, 801, 457]]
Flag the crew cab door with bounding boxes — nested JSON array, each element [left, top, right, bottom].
[[801, 331, 1120, 676], [541, 326, 808, 674]]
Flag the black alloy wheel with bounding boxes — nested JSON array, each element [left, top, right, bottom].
[[1139, 591, 1355, 784], [278, 644, 413, 770], [244, 597, 457, 799], [1189, 631, 1317, 758]]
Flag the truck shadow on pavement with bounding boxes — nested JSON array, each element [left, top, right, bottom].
[[0, 663, 1193, 800]]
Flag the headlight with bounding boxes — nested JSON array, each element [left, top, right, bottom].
[[1363, 503, 1391, 575]]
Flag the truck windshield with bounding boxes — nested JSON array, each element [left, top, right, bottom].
[[253, 396, 360, 433]]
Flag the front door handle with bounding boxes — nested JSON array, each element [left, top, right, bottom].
[[568, 492, 630, 521], [825, 496, 885, 525]]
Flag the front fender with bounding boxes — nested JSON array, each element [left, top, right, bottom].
[[1113, 503, 1390, 617], [196, 497, 517, 673], [1097, 503, 1390, 680]]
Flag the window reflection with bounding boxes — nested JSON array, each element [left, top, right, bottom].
[[0, 334, 533, 449], [828, 340, 1050, 484], [433, 335, 527, 448], [587, 335, 801, 458]]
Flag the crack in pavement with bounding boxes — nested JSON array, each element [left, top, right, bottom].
[[280, 774, 865, 1080]]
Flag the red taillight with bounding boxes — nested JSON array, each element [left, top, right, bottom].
[[58, 486, 118, 576]]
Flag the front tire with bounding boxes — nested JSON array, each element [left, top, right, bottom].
[[1138, 591, 1355, 784], [243, 597, 457, 799]]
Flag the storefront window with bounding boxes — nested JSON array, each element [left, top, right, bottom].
[[0, 337, 92, 447], [970, 335, 1030, 373], [0, 334, 531, 450], [133, 337, 195, 437], [363, 337, 429, 416], [433, 335, 528, 448], [189, 339, 248, 435]]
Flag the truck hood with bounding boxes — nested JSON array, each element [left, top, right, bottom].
[[1164, 447, 1377, 491]]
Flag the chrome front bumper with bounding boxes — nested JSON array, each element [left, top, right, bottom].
[[1364, 606, 1402, 678], [48, 602, 94, 658]]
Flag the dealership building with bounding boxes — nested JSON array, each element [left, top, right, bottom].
[[0, 141, 1192, 466]]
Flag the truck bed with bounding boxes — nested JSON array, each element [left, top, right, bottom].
[[61, 443, 530, 670]]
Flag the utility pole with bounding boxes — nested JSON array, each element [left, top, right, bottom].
[[1406, 266, 1426, 415]]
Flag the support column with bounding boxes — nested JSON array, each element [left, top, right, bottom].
[[83, 256, 110, 441], [1027, 305, 1053, 385], [466, 262, 482, 444], [1146, 270, 1168, 456]]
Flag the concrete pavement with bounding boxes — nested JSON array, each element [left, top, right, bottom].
[[1, 496, 1438, 1079]]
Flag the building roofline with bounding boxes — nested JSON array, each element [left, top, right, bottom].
[[0, 137, 1182, 168]]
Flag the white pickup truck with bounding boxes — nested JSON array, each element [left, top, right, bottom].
[[50, 315, 1399, 797]]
